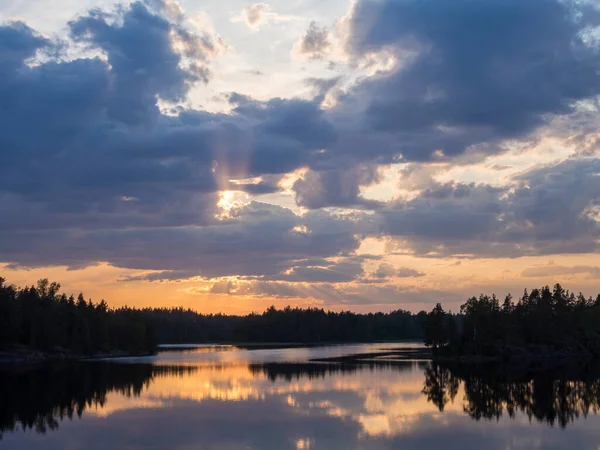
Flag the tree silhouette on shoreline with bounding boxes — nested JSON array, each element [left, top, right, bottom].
[[423, 285, 600, 360]]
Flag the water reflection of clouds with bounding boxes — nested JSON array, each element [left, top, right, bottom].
[[78, 361, 464, 440], [85, 393, 168, 417], [137, 361, 456, 439], [145, 343, 422, 365], [5, 345, 600, 449], [6, 388, 600, 450]]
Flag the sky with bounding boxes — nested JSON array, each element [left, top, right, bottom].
[[0, 0, 599, 314]]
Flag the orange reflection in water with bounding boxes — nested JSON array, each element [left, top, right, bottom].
[[88, 346, 463, 439]]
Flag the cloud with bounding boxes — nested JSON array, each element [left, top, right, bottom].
[[234, 3, 295, 30], [373, 263, 395, 279], [522, 264, 600, 279], [241, 3, 270, 29], [0, 202, 365, 279], [0, 3, 355, 283], [0, 21, 51, 71], [396, 267, 425, 278], [207, 278, 455, 307], [292, 166, 383, 209], [293, 21, 332, 60], [0, 8, 339, 236], [126, 255, 372, 284], [304, 76, 342, 100], [327, 0, 600, 162], [68, 1, 216, 124], [209, 280, 345, 300], [377, 158, 600, 258], [367, 263, 425, 281], [120, 269, 203, 282], [265, 258, 366, 283]]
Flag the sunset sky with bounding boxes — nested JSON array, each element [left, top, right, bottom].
[[1, 0, 599, 314]]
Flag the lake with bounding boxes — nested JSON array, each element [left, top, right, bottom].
[[2, 343, 600, 449]]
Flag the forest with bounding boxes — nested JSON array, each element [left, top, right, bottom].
[[0, 278, 156, 357], [141, 305, 426, 343], [0, 276, 426, 358], [423, 284, 600, 360], [4, 276, 600, 361]]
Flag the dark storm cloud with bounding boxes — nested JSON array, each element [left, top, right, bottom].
[[330, 0, 600, 161], [378, 159, 600, 257]]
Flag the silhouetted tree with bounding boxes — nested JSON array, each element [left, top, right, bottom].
[[423, 303, 457, 352], [432, 284, 600, 359]]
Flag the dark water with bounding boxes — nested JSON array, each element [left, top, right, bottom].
[[2, 343, 600, 449]]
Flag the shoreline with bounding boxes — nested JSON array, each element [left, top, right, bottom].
[[310, 347, 599, 365], [4, 342, 593, 367], [0, 348, 156, 365]]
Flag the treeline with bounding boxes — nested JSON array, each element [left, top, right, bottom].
[[424, 284, 600, 359], [0, 278, 155, 356], [0, 276, 428, 354], [15, 276, 600, 357], [140, 306, 427, 343]]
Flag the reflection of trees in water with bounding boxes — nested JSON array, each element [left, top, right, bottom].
[[422, 364, 459, 412], [423, 362, 600, 428], [249, 361, 426, 382], [0, 363, 196, 439]]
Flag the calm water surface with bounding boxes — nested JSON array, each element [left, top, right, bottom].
[[2, 343, 600, 449]]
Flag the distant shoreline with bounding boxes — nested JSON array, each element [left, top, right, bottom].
[[310, 346, 600, 365], [0, 341, 421, 364], [0, 347, 156, 365], [158, 340, 421, 350]]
